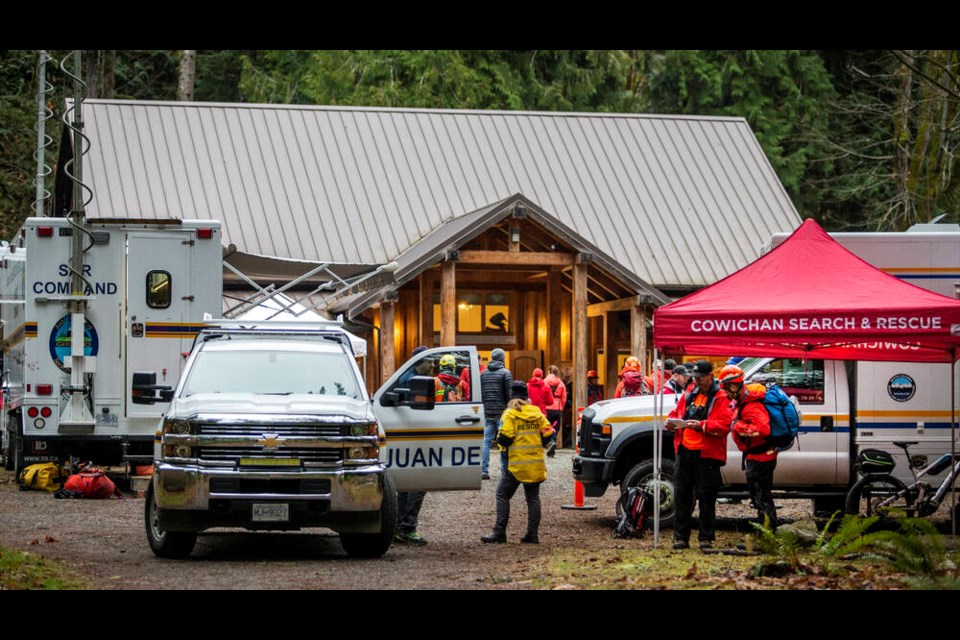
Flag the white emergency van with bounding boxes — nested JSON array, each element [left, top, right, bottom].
[[1, 217, 222, 473]]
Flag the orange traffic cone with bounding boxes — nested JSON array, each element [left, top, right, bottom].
[[562, 407, 597, 511]]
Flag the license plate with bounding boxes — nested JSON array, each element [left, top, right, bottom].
[[252, 503, 289, 522]]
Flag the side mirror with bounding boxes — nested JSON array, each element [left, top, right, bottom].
[[131, 371, 174, 405], [408, 376, 436, 411]]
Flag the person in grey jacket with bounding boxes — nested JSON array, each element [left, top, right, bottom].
[[480, 348, 512, 479]]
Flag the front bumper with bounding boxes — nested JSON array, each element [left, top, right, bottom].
[[155, 462, 385, 533], [572, 455, 614, 498]]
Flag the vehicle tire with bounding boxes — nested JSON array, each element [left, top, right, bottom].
[[339, 472, 398, 559], [812, 495, 847, 517], [844, 474, 914, 518], [621, 459, 675, 529], [144, 481, 197, 559]]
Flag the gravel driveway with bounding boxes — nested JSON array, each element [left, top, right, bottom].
[[0, 451, 815, 590]]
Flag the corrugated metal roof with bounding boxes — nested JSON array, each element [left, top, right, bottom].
[[74, 99, 801, 288]]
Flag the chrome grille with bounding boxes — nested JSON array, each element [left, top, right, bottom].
[[199, 424, 342, 438], [198, 446, 342, 464], [197, 422, 344, 464]]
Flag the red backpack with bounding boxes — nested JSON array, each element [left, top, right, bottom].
[[621, 370, 646, 397], [61, 470, 124, 499]]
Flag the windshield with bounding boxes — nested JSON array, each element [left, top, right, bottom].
[[182, 349, 361, 398]]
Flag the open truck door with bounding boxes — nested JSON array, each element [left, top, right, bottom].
[[374, 346, 484, 491]]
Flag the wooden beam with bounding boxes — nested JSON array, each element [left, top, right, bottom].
[[457, 250, 575, 266], [604, 310, 618, 399], [573, 262, 588, 430], [380, 301, 396, 382], [441, 260, 456, 346], [419, 270, 434, 347], [588, 296, 648, 317]]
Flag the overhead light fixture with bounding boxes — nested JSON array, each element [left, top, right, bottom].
[[511, 227, 520, 244]]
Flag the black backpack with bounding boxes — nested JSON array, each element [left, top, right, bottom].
[[613, 486, 653, 538]]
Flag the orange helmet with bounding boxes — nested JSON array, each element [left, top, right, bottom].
[[718, 365, 744, 386], [625, 356, 640, 368], [587, 369, 598, 379]]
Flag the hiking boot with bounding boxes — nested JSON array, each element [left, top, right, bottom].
[[520, 533, 539, 544], [393, 531, 428, 546], [482, 473, 491, 480], [672, 540, 689, 550], [481, 532, 507, 544], [699, 541, 714, 551]]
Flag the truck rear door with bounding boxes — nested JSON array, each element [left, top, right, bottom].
[[125, 232, 200, 417], [374, 346, 484, 491]]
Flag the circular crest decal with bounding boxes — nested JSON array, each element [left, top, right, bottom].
[[49, 314, 99, 373], [887, 373, 916, 403]]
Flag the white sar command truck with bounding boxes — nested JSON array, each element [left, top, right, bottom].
[[573, 223, 960, 521], [1, 217, 222, 473]]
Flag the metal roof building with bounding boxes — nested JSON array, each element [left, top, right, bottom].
[[60, 100, 801, 293]]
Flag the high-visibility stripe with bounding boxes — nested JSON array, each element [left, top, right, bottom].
[[145, 323, 206, 338]]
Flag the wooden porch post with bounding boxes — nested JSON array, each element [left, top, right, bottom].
[[573, 260, 588, 445], [547, 269, 562, 371], [441, 260, 456, 347], [420, 270, 434, 347], [631, 304, 647, 371], [380, 301, 396, 382], [604, 310, 618, 400]]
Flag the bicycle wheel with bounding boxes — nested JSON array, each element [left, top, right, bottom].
[[844, 475, 914, 517]]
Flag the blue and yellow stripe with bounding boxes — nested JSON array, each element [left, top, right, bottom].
[[385, 427, 484, 442], [2, 321, 37, 352], [145, 323, 207, 339]]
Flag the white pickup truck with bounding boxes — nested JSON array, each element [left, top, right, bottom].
[[574, 226, 960, 522], [145, 324, 483, 558]]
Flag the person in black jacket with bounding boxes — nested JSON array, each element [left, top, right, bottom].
[[480, 348, 512, 480]]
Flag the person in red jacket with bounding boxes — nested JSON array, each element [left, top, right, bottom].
[[719, 365, 778, 530], [666, 360, 732, 550], [526, 368, 552, 416]]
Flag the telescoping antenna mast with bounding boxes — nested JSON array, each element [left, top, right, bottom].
[[59, 50, 95, 427], [35, 50, 53, 217]]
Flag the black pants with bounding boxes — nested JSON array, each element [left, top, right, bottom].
[[397, 491, 426, 534], [673, 445, 722, 543], [546, 410, 562, 447], [745, 458, 778, 529], [493, 471, 542, 537]]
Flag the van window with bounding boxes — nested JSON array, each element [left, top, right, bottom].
[[751, 359, 825, 405], [146, 271, 171, 309]]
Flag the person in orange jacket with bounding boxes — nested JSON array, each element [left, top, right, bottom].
[[719, 365, 778, 529], [614, 356, 648, 398], [586, 370, 604, 405], [666, 360, 732, 550]]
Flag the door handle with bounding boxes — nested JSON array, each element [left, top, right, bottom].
[[455, 415, 481, 425]]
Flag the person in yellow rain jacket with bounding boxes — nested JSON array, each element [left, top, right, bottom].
[[481, 381, 555, 545]]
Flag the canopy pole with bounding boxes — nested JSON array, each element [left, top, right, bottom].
[[952, 358, 957, 538], [653, 348, 661, 547]]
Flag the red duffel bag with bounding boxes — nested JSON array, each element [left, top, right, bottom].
[[62, 471, 124, 499]]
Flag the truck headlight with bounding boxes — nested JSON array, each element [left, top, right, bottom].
[[348, 422, 378, 437], [162, 444, 196, 459], [162, 419, 195, 435], [347, 446, 378, 460]]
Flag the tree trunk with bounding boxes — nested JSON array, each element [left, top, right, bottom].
[[177, 50, 197, 102], [84, 50, 99, 99], [101, 50, 116, 99], [891, 50, 915, 230]]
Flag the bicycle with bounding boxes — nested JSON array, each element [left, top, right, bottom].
[[844, 440, 960, 520]]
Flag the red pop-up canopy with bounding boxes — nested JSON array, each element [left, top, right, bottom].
[[653, 219, 960, 363]]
